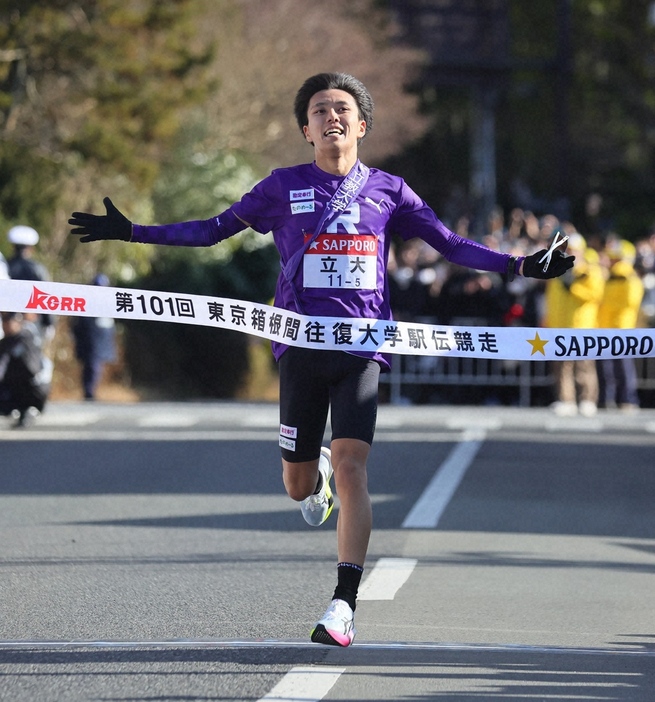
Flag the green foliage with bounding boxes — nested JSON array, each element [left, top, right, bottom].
[[0, 0, 220, 294], [148, 115, 279, 287], [152, 117, 259, 225], [384, 0, 655, 238], [567, 0, 655, 234], [0, 0, 250, 399], [0, 142, 60, 256], [0, 0, 215, 189], [0, 0, 216, 286], [503, 0, 655, 235]]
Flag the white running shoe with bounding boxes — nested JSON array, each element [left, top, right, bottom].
[[579, 400, 598, 417], [300, 447, 334, 527], [551, 401, 578, 417], [311, 598, 356, 647]]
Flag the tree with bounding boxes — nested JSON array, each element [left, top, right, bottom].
[[568, 0, 655, 234], [0, 0, 216, 280], [383, 0, 655, 238]]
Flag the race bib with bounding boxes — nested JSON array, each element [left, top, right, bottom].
[[302, 233, 378, 289]]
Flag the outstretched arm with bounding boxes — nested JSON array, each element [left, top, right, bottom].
[[431, 228, 574, 281], [397, 198, 574, 281], [69, 197, 247, 247]]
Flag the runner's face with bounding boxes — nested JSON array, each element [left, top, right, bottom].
[[303, 89, 366, 152]]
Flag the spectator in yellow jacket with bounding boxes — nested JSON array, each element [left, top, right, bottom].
[[597, 239, 644, 411], [544, 232, 605, 416]]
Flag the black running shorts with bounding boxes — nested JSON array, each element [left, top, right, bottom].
[[278, 347, 381, 463]]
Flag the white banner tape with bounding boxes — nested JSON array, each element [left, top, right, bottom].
[[1, 279, 653, 361]]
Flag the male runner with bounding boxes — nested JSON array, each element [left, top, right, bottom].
[[69, 72, 573, 646]]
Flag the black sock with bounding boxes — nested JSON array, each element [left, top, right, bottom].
[[332, 562, 363, 611]]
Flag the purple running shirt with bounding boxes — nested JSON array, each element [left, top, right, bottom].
[[132, 161, 522, 369]]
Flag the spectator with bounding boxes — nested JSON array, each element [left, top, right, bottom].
[[0, 312, 50, 428], [70, 274, 117, 400], [6, 225, 54, 344], [498, 210, 549, 328], [544, 232, 605, 416], [388, 239, 429, 321], [597, 239, 643, 411], [482, 205, 506, 251], [0, 251, 8, 280], [7, 225, 49, 282], [435, 263, 509, 328], [634, 229, 655, 327]]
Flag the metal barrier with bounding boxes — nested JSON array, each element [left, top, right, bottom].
[[380, 350, 655, 407]]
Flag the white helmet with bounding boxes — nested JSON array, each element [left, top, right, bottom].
[[8, 225, 39, 246]]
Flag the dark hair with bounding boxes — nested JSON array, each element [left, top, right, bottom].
[[1, 311, 21, 322], [294, 73, 374, 140]]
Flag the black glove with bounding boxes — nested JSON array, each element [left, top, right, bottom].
[[69, 197, 132, 243], [522, 248, 575, 279]]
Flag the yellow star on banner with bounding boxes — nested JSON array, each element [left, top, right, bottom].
[[527, 331, 549, 356]]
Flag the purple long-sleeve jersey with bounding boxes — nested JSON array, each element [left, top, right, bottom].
[[132, 162, 521, 369]]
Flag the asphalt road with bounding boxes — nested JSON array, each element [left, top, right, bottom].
[[0, 401, 654, 701]]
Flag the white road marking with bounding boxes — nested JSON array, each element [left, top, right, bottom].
[[241, 409, 280, 427], [358, 558, 418, 600], [138, 414, 200, 427], [545, 418, 603, 433], [402, 429, 486, 529], [0, 430, 459, 442], [445, 417, 502, 431], [373, 415, 404, 429], [0, 430, 278, 441], [373, 432, 463, 443], [0, 639, 652, 657], [258, 666, 345, 702], [37, 412, 101, 426]]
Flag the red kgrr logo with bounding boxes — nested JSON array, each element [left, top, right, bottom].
[[26, 286, 86, 312]]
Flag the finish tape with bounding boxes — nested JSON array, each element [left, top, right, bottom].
[[1, 279, 653, 361]]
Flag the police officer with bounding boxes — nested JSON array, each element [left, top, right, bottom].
[[6, 225, 54, 343]]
